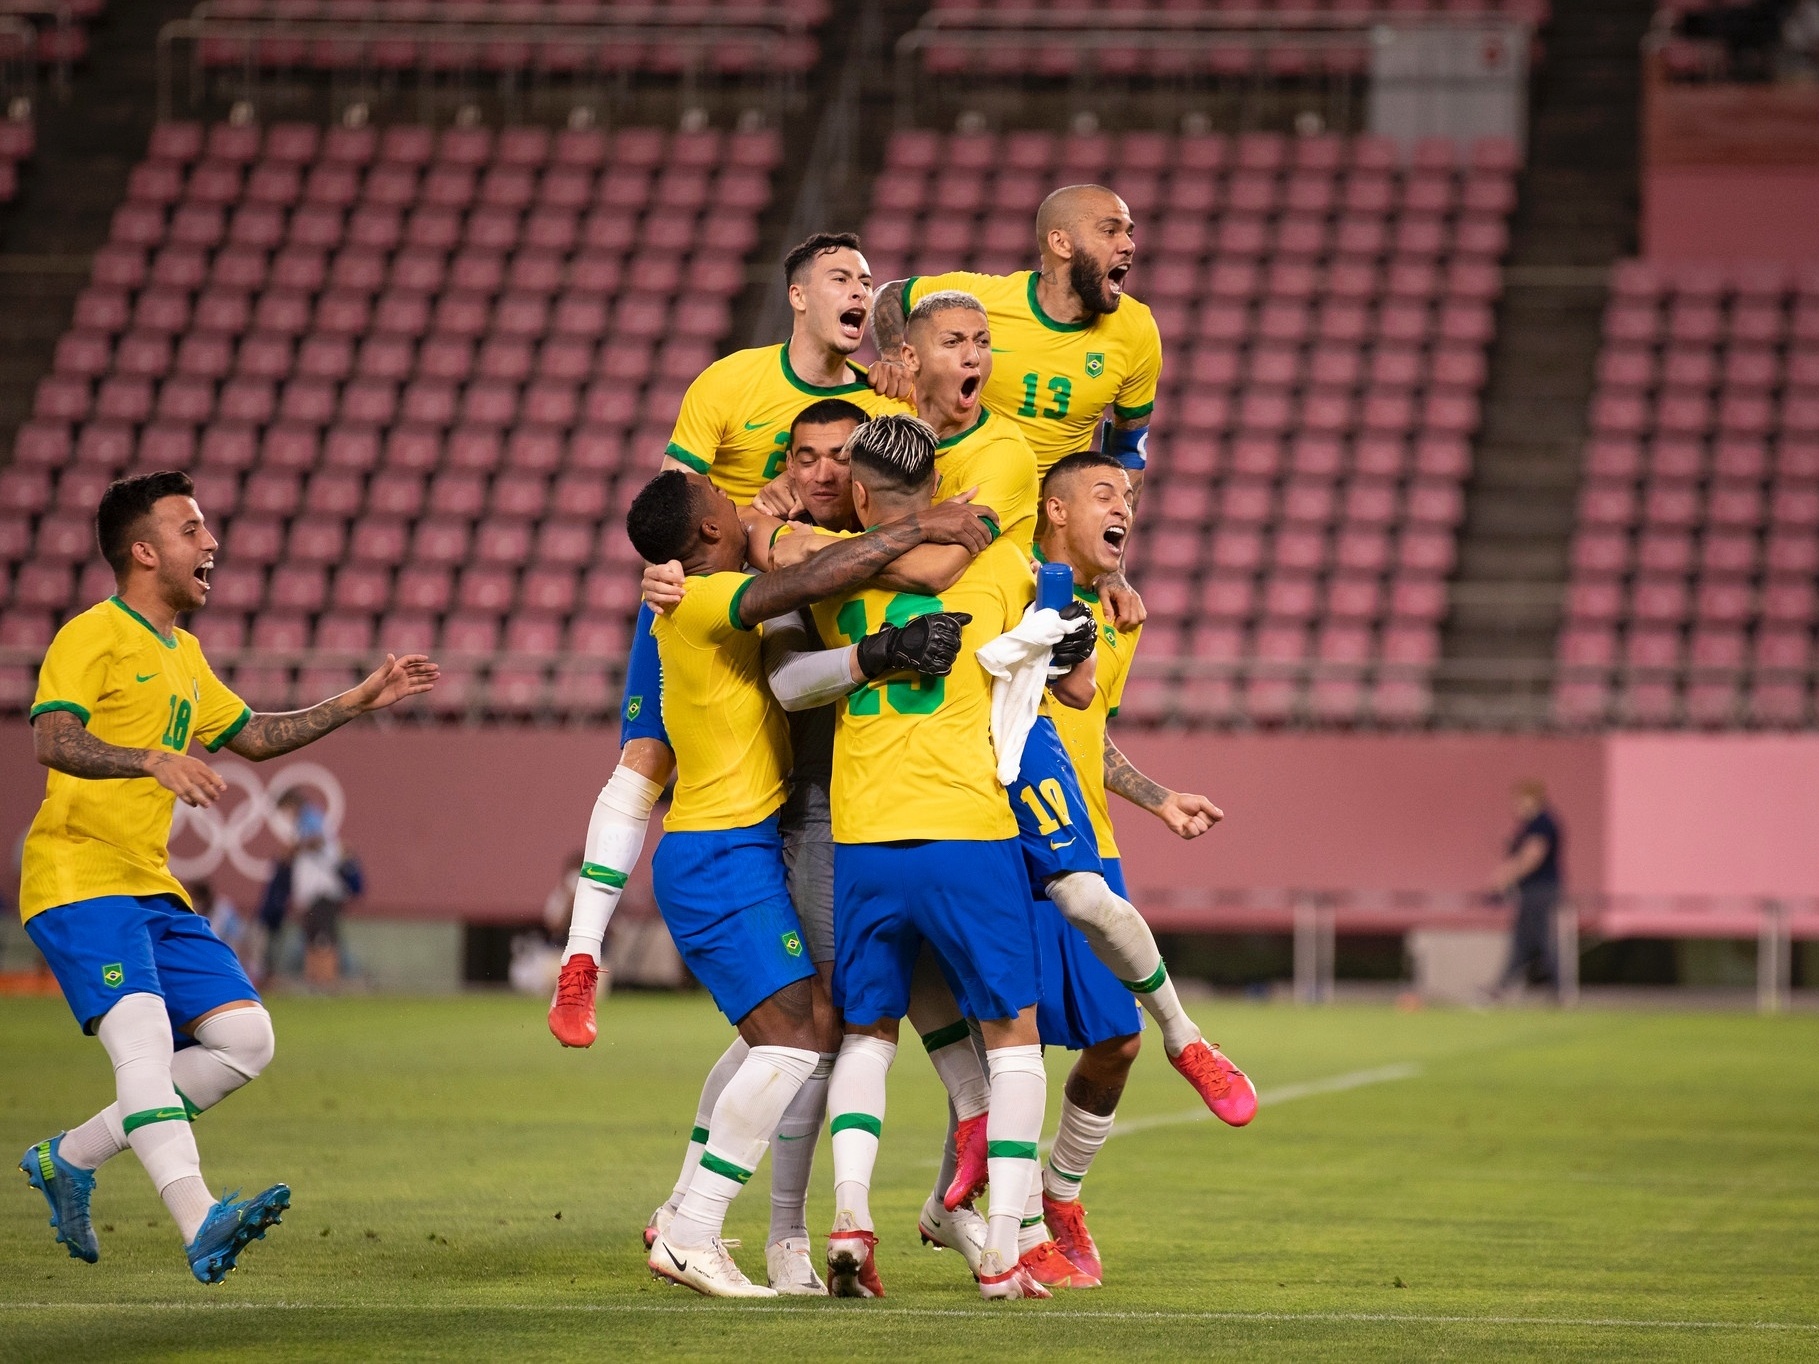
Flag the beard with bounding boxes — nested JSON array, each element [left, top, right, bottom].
[[1068, 251, 1122, 317]]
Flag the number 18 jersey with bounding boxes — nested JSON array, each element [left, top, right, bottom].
[[811, 537, 1033, 844]]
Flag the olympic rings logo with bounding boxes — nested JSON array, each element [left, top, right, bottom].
[[168, 759, 346, 882]]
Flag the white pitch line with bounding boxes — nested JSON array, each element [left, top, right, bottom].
[[2, 1303, 1814, 1333], [1100, 1061, 1423, 1144]]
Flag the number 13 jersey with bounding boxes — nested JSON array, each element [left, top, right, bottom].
[[811, 537, 1033, 844]]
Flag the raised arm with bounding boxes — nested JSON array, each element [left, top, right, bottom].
[[1103, 731, 1222, 839], [34, 709, 228, 807], [864, 280, 915, 402], [226, 654, 438, 760]]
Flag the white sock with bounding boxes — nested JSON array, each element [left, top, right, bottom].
[[1048, 873, 1202, 1056], [96, 993, 213, 1243], [827, 1034, 895, 1233], [1044, 1097, 1116, 1203], [983, 1044, 1046, 1270], [931, 1101, 959, 1207], [668, 1045, 817, 1247], [768, 1052, 832, 1246], [667, 1038, 749, 1208], [919, 1020, 990, 1121], [563, 767, 662, 964], [61, 1006, 275, 1171], [1018, 1176, 1048, 1255]]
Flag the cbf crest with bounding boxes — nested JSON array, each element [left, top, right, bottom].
[[1085, 352, 1105, 379]]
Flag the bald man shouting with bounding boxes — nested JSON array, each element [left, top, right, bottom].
[[870, 184, 1162, 505]]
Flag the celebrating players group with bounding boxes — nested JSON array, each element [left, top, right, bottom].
[[17, 182, 1254, 1300]]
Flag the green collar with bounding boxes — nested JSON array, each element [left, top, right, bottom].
[[935, 409, 990, 450], [109, 595, 178, 648], [1031, 545, 1099, 603], [1026, 271, 1090, 334], [779, 342, 869, 396]]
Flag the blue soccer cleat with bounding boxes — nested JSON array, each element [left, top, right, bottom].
[[185, 1184, 290, 1285], [20, 1134, 99, 1264]]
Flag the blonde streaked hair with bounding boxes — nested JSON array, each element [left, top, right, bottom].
[[846, 412, 938, 490]]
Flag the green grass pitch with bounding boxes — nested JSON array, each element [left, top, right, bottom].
[[2, 993, 1816, 1361]]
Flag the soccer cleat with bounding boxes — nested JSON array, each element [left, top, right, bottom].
[[941, 1113, 989, 1211], [1019, 1238, 1098, 1290], [185, 1184, 290, 1285], [977, 1246, 1051, 1300], [1042, 1193, 1103, 1285], [648, 1233, 777, 1298], [825, 1213, 885, 1298], [1170, 1039, 1259, 1127], [917, 1193, 986, 1277], [548, 954, 601, 1048], [765, 1236, 827, 1295], [20, 1135, 99, 1264], [643, 1201, 674, 1250]]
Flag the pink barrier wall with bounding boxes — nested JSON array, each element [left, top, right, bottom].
[[1642, 168, 1819, 261]]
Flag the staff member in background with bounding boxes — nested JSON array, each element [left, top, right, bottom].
[[1490, 779, 1564, 998]]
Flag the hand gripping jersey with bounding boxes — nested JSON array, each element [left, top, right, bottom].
[[650, 573, 792, 832], [21, 598, 252, 921], [664, 342, 913, 505], [901, 271, 1162, 476], [811, 538, 1036, 844]]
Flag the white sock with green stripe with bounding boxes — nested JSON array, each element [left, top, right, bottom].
[[768, 1051, 833, 1246], [1018, 1176, 1049, 1254], [1047, 872, 1202, 1057], [563, 767, 663, 965], [668, 1044, 817, 1248], [983, 1044, 1046, 1270], [828, 1034, 896, 1233], [666, 1038, 749, 1210], [1043, 1097, 1115, 1203], [919, 1020, 990, 1121], [96, 993, 214, 1243]]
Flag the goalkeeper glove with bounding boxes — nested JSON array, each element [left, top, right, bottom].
[[1048, 600, 1097, 672], [856, 611, 972, 679]]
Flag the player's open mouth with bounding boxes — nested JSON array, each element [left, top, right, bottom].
[[194, 562, 212, 592], [1103, 523, 1127, 551], [838, 306, 866, 340], [1107, 263, 1130, 295], [958, 373, 980, 406]]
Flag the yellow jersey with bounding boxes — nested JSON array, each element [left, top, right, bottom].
[[651, 572, 791, 833], [902, 271, 1163, 476], [665, 342, 912, 505], [934, 409, 1039, 554], [20, 597, 252, 922], [812, 538, 1034, 844], [1035, 553, 1142, 860]]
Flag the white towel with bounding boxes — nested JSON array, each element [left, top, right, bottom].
[[975, 605, 1092, 786]]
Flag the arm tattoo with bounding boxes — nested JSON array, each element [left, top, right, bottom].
[[34, 711, 154, 779], [226, 697, 361, 760], [737, 514, 929, 625], [1103, 732, 1170, 814], [870, 280, 908, 358]]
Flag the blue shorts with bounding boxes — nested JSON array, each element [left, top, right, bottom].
[[1035, 857, 1143, 1051], [25, 894, 259, 1036], [833, 838, 1039, 1028], [650, 813, 815, 1025], [620, 602, 669, 747], [1011, 714, 1103, 898]]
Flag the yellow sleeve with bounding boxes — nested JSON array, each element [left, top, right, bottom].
[[1113, 312, 1163, 423], [673, 573, 756, 647], [1106, 622, 1141, 717], [194, 648, 252, 753], [30, 618, 109, 726], [664, 362, 730, 476], [964, 436, 1038, 542], [997, 545, 1036, 633], [901, 271, 996, 317]]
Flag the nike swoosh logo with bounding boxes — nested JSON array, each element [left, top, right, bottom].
[[1048, 838, 1075, 851], [743, 420, 770, 430], [989, 348, 1008, 354], [135, 673, 158, 683], [665, 1245, 688, 1273], [775, 1132, 807, 1141]]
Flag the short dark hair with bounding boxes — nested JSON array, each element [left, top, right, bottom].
[[789, 398, 870, 441], [847, 413, 937, 494], [783, 231, 862, 287], [95, 470, 196, 575], [625, 470, 702, 564], [1041, 451, 1126, 501]]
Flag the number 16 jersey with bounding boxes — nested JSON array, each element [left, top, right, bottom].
[[811, 537, 1033, 844]]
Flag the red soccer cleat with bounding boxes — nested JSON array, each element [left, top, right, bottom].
[[825, 1222, 885, 1298], [1170, 1039, 1258, 1126], [548, 955, 600, 1048], [1018, 1239, 1098, 1289], [1041, 1194, 1103, 1286], [942, 1113, 989, 1211]]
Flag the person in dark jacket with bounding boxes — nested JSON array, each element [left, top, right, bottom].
[[1491, 779, 1563, 995]]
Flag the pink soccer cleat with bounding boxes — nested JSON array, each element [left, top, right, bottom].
[[977, 1248, 1052, 1300], [1170, 1039, 1258, 1126], [942, 1113, 989, 1211], [1018, 1239, 1098, 1290], [548, 955, 600, 1048], [1041, 1194, 1103, 1286]]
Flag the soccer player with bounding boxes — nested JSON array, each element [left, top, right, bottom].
[[1022, 453, 1251, 1287], [809, 414, 1096, 1302], [18, 471, 437, 1283], [868, 184, 1160, 502], [550, 232, 908, 1048], [623, 466, 991, 1297]]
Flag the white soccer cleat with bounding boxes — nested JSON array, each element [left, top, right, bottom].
[[648, 1233, 777, 1299], [765, 1236, 827, 1295], [642, 1201, 674, 1250], [917, 1193, 987, 1277], [977, 1246, 1051, 1301]]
